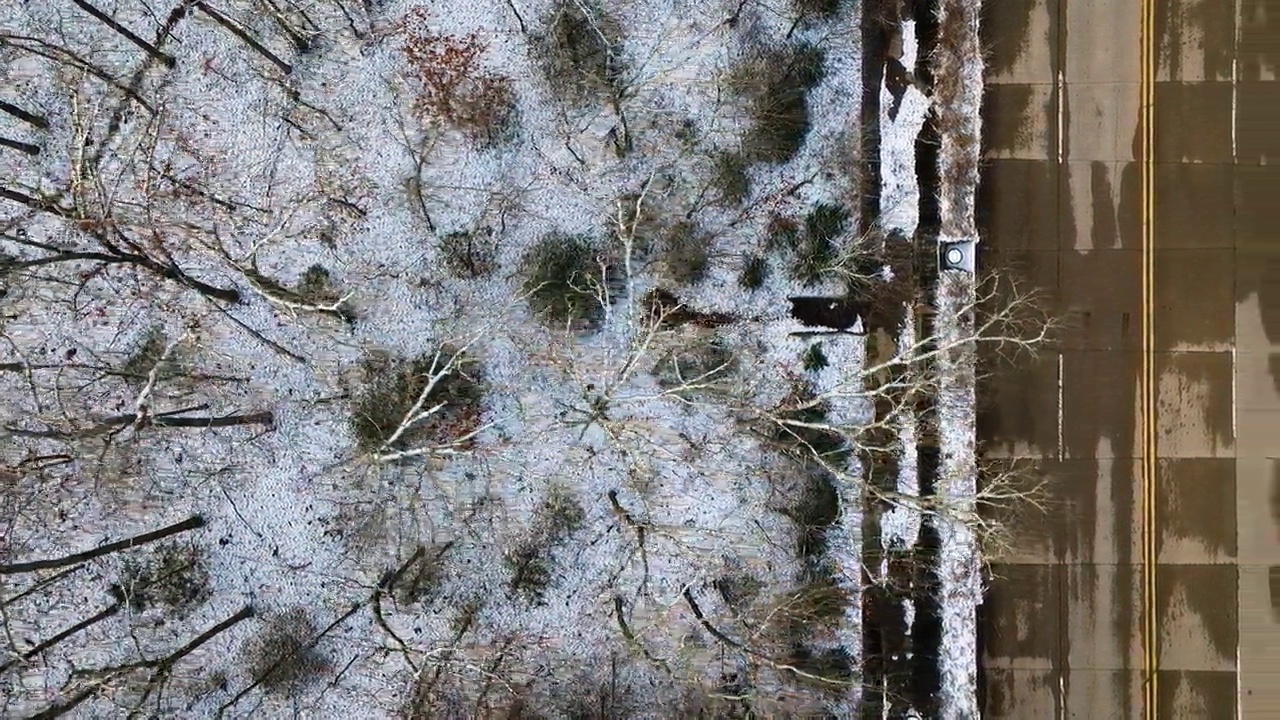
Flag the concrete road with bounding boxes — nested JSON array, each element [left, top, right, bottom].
[[976, 0, 1280, 716]]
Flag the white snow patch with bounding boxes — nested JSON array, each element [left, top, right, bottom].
[[879, 21, 931, 237]]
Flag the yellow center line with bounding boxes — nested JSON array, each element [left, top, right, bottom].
[[1141, 0, 1158, 716]]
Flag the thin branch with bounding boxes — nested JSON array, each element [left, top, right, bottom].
[[0, 186, 70, 217], [0, 137, 40, 155], [69, 0, 177, 68], [33, 606, 255, 719], [0, 564, 86, 608], [504, 0, 527, 34], [0, 35, 155, 114], [0, 226, 243, 303], [611, 596, 670, 675], [108, 227, 244, 302], [372, 545, 437, 672], [157, 605, 254, 670], [234, 263, 354, 322], [681, 587, 852, 688], [27, 685, 100, 719], [607, 489, 650, 597], [194, 2, 294, 75], [0, 601, 123, 674], [0, 101, 48, 129], [0, 515, 205, 575], [132, 337, 182, 425], [205, 300, 307, 364], [126, 605, 256, 711], [219, 550, 428, 715], [125, 409, 274, 429], [0, 360, 246, 384]]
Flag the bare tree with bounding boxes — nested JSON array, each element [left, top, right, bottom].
[[758, 271, 1055, 523], [0, 329, 271, 447], [0, 64, 247, 304]]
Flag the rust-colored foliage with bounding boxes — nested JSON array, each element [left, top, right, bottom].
[[401, 9, 517, 144]]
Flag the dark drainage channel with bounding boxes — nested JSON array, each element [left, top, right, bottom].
[[910, 243, 944, 717], [858, 0, 885, 239], [857, 0, 946, 716], [912, 429, 943, 716], [909, 0, 945, 714]]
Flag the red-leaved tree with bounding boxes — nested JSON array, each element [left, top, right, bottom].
[[401, 9, 517, 145]]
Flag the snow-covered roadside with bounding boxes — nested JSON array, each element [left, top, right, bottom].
[[931, 1, 986, 718]]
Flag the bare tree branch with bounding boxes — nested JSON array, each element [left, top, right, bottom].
[[0, 515, 205, 575], [0, 186, 70, 217], [194, 2, 294, 75], [219, 549, 429, 716], [68, 0, 177, 68], [0, 137, 40, 155], [0, 226, 242, 303], [0, 600, 122, 674], [0, 34, 155, 114], [31, 606, 255, 719], [0, 100, 48, 129]]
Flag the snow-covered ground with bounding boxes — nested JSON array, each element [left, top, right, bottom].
[[0, 0, 878, 716], [931, 1, 986, 718]]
